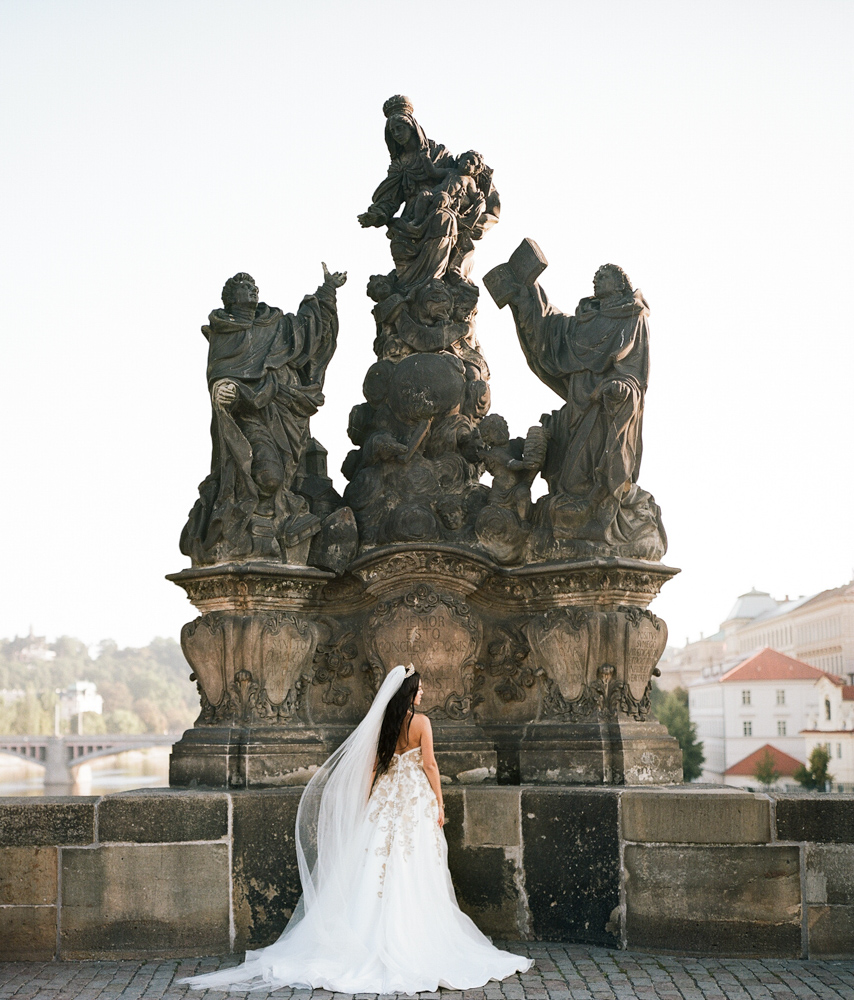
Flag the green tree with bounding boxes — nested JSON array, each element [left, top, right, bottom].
[[649, 684, 705, 782], [753, 748, 780, 789], [103, 709, 147, 735], [794, 745, 833, 791], [0, 635, 197, 736]]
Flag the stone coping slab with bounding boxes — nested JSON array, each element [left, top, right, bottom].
[[621, 789, 771, 844], [97, 790, 229, 843], [0, 797, 97, 846], [775, 794, 854, 843]]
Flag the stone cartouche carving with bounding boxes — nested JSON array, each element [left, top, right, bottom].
[[345, 97, 500, 549], [181, 265, 351, 567], [182, 611, 325, 725], [365, 582, 482, 718], [524, 606, 667, 722], [486, 240, 666, 561], [351, 547, 491, 598], [311, 617, 360, 707], [477, 622, 540, 704]]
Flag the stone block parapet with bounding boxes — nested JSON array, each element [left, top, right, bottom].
[[0, 786, 851, 962]]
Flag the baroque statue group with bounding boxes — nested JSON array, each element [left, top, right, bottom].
[[169, 96, 681, 790], [181, 93, 665, 571]]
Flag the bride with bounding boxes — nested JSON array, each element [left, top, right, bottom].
[[183, 664, 532, 993]]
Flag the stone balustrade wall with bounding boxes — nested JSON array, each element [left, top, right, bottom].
[[0, 788, 851, 961]]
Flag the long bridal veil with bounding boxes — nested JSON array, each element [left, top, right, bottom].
[[291, 663, 408, 930], [183, 664, 409, 992]]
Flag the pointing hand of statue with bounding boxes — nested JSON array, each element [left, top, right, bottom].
[[322, 262, 348, 288]]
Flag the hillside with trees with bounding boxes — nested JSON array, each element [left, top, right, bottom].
[[0, 635, 197, 735]]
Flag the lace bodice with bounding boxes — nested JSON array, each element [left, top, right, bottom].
[[369, 746, 442, 895]]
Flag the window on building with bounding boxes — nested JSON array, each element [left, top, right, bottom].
[[838, 744, 843, 759], [743, 721, 752, 736], [825, 698, 832, 721], [742, 690, 751, 705], [777, 721, 787, 736], [776, 690, 785, 705]]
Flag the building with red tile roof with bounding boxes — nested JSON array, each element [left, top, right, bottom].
[[688, 648, 853, 785], [720, 648, 844, 686], [659, 579, 854, 691], [723, 743, 802, 789]]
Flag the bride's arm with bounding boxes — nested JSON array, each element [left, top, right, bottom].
[[417, 716, 445, 828]]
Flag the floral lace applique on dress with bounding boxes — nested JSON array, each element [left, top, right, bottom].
[[369, 747, 438, 895]]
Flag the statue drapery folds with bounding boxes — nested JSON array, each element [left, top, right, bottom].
[[181, 267, 349, 567], [487, 248, 666, 561], [343, 96, 502, 550]]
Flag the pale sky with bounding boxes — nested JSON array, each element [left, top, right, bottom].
[[1, 0, 852, 649]]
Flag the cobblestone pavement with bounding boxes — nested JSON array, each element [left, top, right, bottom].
[[1, 945, 852, 1000]]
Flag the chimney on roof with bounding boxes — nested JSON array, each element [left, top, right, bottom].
[[784, 595, 789, 602]]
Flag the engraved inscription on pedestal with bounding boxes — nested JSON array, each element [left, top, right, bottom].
[[366, 583, 481, 717], [622, 607, 667, 708], [525, 609, 592, 704]]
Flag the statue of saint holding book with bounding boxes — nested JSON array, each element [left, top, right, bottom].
[[485, 240, 667, 561]]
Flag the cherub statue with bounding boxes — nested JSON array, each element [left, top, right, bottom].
[[478, 416, 546, 523], [439, 151, 499, 280]]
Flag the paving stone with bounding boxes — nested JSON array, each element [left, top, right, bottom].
[[0, 946, 853, 998]]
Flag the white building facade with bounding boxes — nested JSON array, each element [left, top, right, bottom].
[[688, 648, 851, 785], [659, 580, 854, 691]]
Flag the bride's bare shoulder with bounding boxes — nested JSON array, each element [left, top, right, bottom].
[[410, 713, 431, 738]]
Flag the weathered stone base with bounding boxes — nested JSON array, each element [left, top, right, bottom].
[[169, 726, 335, 789], [168, 549, 683, 787], [489, 721, 683, 785], [1, 787, 851, 961], [169, 723, 498, 788], [170, 720, 680, 788]]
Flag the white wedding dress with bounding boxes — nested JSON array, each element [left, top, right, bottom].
[[183, 665, 531, 994]]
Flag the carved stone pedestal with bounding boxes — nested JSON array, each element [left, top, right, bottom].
[[484, 720, 684, 785], [168, 546, 682, 789]]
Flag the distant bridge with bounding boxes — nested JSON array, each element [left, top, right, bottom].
[[0, 735, 177, 791]]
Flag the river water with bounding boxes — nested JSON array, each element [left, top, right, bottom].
[[0, 746, 171, 796]]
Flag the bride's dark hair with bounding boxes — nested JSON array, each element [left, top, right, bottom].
[[375, 670, 421, 777]]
